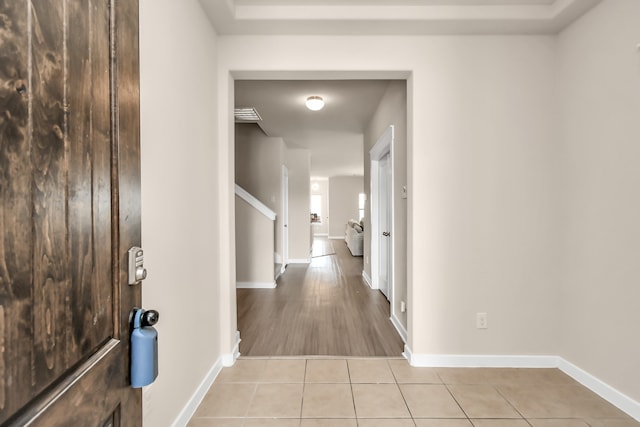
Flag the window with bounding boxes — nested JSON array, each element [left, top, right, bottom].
[[311, 194, 322, 223], [358, 193, 366, 222]]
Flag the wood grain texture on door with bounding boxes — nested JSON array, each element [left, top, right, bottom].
[[0, 0, 33, 416], [0, 0, 142, 425]]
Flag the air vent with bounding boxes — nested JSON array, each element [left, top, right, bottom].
[[234, 107, 262, 122]]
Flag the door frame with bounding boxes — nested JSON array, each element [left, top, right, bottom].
[[370, 126, 395, 304], [223, 71, 411, 361]]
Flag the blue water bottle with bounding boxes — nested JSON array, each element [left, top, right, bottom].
[[131, 308, 159, 388]]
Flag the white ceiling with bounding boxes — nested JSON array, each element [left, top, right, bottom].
[[200, 0, 601, 36], [226, 0, 601, 178], [235, 80, 391, 178]]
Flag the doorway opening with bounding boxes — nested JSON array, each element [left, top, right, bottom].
[[232, 77, 409, 357]]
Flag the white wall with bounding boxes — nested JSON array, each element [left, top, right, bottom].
[[414, 39, 561, 356], [235, 196, 275, 285], [218, 34, 560, 359], [134, 2, 640, 420], [139, 0, 220, 425], [364, 80, 408, 333], [311, 179, 329, 236], [235, 124, 285, 261], [235, 124, 312, 264], [328, 176, 364, 238], [235, 124, 283, 209], [285, 149, 312, 261], [557, 0, 640, 403]]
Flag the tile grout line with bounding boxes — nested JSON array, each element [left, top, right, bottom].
[[299, 358, 308, 422], [388, 359, 418, 425], [243, 382, 259, 421], [492, 383, 532, 426], [403, 369, 420, 427], [346, 359, 359, 422], [438, 370, 474, 424]]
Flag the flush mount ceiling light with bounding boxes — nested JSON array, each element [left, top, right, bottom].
[[305, 96, 324, 111]]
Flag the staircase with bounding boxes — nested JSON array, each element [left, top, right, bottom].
[[235, 184, 278, 288]]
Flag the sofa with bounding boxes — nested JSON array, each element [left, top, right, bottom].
[[345, 219, 364, 256]]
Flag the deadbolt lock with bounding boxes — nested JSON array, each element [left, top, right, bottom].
[[128, 246, 148, 285]]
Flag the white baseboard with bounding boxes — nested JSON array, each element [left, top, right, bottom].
[[313, 233, 329, 237], [171, 332, 242, 426], [402, 344, 412, 362], [361, 270, 373, 288], [236, 281, 276, 289], [170, 357, 223, 427], [390, 314, 407, 343], [275, 264, 286, 280], [328, 236, 344, 240], [406, 350, 559, 368], [403, 346, 640, 422], [222, 330, 241, 367], [288, 258, 310, 264], [558, 358, 640, 421]]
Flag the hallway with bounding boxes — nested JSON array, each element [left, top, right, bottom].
[[236, 238, 404, 356]]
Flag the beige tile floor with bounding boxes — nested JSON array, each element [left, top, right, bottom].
[[188, 358, 640, 427]]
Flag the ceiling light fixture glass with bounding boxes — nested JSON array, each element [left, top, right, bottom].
[[306, 96, 324, 111]]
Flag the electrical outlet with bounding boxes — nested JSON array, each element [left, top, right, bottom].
[[400, 301, 406, 313], [476, 312, 488, 329]]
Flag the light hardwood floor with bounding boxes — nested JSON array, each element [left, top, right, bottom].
[[237, 238, 404, 356]]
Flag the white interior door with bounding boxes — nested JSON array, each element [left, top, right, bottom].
[[370, 125, 394, 303], [283, 166, 289, 266], [378, 152, 392, 299]]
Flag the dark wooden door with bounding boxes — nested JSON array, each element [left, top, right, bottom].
[[0, 0, 141, 425]]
